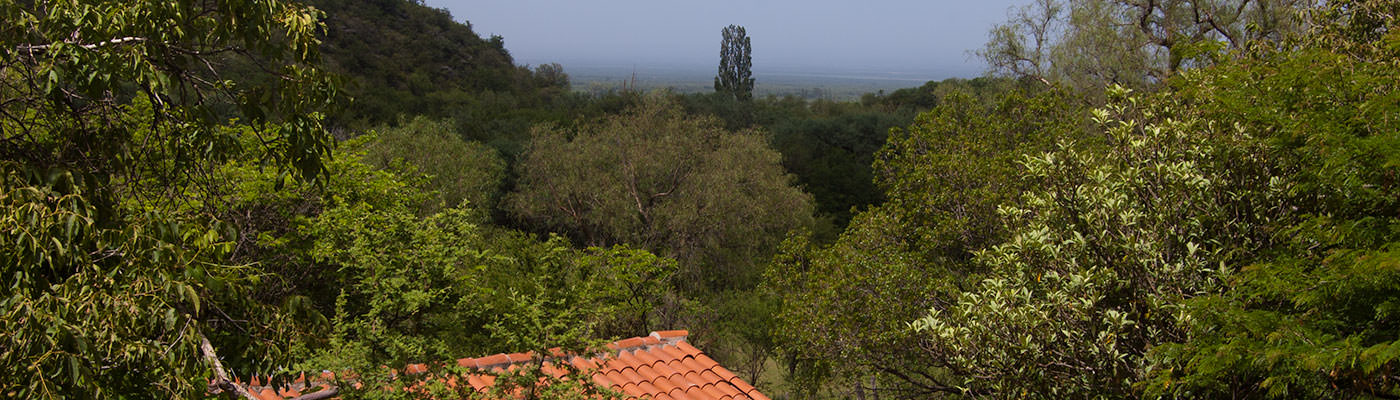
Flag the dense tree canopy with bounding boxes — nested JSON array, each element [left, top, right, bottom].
[[1145, 3, 1400, 397], [767, 86, 1086, 397], [769, 1, 1400, 399], [507, 97, 814, 292], [0, 0, 335, 397], [909, 85, 1281, 397], [363, 117, 507, 217]]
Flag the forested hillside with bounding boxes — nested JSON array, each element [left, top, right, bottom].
[[2, 0, 1398, 399]]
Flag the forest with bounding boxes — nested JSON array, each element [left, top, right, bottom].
[[2, 0, 1399, 399]]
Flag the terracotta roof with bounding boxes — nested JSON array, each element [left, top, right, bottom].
[[236, 330, 769, 400]]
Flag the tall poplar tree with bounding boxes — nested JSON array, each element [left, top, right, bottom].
[[715, 24, 754, 101]]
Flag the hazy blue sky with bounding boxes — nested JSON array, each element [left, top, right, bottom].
[[429, 0, 1029, 78]]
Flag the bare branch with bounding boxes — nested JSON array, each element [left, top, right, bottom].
[[17, 37, 147, 51], [200, 337, 260, 400]]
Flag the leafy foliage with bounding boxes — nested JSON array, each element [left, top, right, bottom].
[[766, 107, 908, 228], [307, 0, 534, 126], [910, 86, 1280, 397], [285, 139, 679, 399], [1145, 7, 1400, 397], [0, 0, 335, 397], [364, 117, 507, 217], [507, 96, 814, 292], [577, 246, 679, 338], [767, 87, 1086, 396]]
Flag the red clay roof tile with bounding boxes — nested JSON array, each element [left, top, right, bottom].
[[634, 349, 664, 366], [653, 345, 689, 361], [727, 375, 756, 393], [635, 364, 660, 380], [650, 376, 682, 394], [616, 352, 645, 370], [681, 370, 704, 383], [636, 381, 664, 395], [711, 365, 739, 382], [622, 337, 652, 348], [714, 381, 742, 397], [547, 347, 566, 357], [674, 341, 703, 357], [230, 331, 766, 400], [540, 363, 563, 377], [701, 385, 729, 400], [653, 330, 688, 339], [698, 370, 723, 383], [650, 361, 683, 379], [466, 374, 489, 390], [569, 355, 599, 371], [601, 370, 628, 387], [694, 354, 720, 368], [677, 357, 710, 374], [618, 367, 646, 384], [476, 353, 511, 367], [511, 352, 534, 362], [602, 357, 633, 374], [683, 385, 712, 400]]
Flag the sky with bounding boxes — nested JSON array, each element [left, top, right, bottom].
[[429, 0, 1029, 79]]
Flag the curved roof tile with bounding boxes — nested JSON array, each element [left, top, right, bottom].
[[231, 330, 767, 400]]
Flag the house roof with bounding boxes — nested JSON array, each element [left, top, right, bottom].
[[236, 330, 770, 400]]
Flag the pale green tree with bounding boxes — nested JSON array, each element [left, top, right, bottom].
[[364, 117, 507, 217], [911, 86, 1281, 397], [767, 88, 1086, 398], [981, 0, 1317, 97]]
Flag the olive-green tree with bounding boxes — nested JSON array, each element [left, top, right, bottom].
[[364, 117, 507, 217], [507, 96, 813, 292]]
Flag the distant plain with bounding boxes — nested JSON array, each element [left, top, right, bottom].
[[544, 62, 962, 100]]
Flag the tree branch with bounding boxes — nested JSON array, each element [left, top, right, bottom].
[[288, 388, 340, 400], [18, 37, 146, 52], [202, 336, 341, 400], [200, 337, 260, 400]]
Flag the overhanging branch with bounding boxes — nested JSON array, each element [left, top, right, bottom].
[[18, 37, 147, 52]]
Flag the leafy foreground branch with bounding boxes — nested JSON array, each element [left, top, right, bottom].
[[1, 0, 334, 397]]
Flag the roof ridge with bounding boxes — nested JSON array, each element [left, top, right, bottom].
[[462, 330, 691, 370], [223, 329, 778, 400], [231, 331, 693, 388]]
